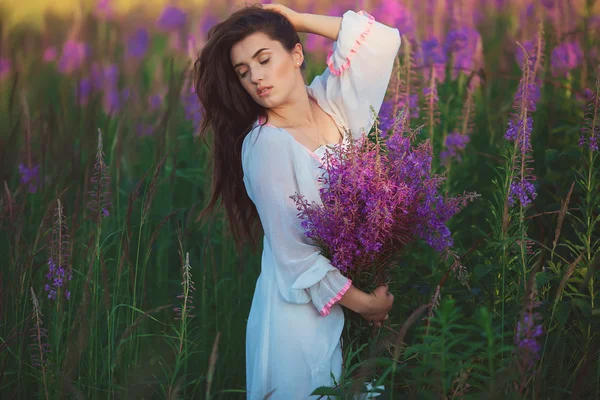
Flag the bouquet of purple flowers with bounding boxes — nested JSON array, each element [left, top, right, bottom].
[[291, 122, 477, 291]]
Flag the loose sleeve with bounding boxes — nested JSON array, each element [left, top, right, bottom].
[[242, 128, 352, 316], [309, 10, 401, 141]]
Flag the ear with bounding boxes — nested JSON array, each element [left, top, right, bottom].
[[291, 42, 304, 66]]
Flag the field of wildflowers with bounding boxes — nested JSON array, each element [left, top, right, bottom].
[[1, 0, 599, 398]]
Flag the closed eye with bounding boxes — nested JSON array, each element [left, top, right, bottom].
[[240, 59, 270, 78]]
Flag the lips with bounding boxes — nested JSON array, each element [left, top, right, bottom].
[[257, 86, 272, 96]]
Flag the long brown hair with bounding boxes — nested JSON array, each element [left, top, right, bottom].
[[193, 4, 305, 255]]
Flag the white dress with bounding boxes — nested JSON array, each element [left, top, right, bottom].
[[242, 10, 401, 400]]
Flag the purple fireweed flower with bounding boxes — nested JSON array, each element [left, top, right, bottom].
[[102, 86, 133, 115], [444, 27, 477, 53], [515, 312, 543, 367], [550, 40, 583, 77], [504, 117, 533, 145], [304, 34, 331, 54], [440, 132, 470, 164], [126, 28, 150, 59], [46, 199, 72, 301], [103, 88, 121, 114], [183, 84, 203, 133], [445, 27, 481, 79], [509, 179, 537, 207], [419, 36, 446, 82], [505, 43, 539, 208], [199, 12, 219, 36], [590, 135, 599, 151], [0, 57, 11, 81], [58, 40, 90, 74], [378, 94, 419, 133], [18, 163, 40, 193], [157, 6, 187, 31], [375, 0, 415, 40], [515, 282, 544, 369], [291, 126, 477, 287], [580, 68, 600, 152], [95, 0, 113, 20], [45, 257, 72, 300], [386, 132, 476, 251], [43, 47, 57, 63], [515, 39, 537, 72], [149, 93, 163, 110], [76, 77, 93, 106]]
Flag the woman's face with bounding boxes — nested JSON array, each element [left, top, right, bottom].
[[230, 32, 304, 108]]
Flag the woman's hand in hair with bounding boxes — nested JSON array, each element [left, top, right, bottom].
[[261, 3, 304, 31]]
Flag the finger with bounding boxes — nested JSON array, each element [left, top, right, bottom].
[[384, 314, 389, 321]]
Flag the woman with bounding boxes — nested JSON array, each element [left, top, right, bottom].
[[194, 3, 400, 399]]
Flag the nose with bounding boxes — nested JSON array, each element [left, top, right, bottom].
[[249, 69, 264, 85]]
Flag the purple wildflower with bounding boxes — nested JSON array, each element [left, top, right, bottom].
[[550, 41, 583, 77], [95, 0, 114, 20], [103, 88, 122, 114], [580, 67, 600, 152], [200, 12, 219, 36], [291, 125, 476, 288], [505, 43, 539, 208], [515, 39, 537, 72], [157, 6, 187, 31], [126, 28, 150, 59], [57, 40, 90, 74], [508, 180, 537, 207], [440, 132, 470, 164], [149, 93, 163, 110], [43, 47, 57, 63], [514, 281, 544, 369], [18, 163, 40, 193], [378, 94, 419, 133], [45, 199, 72, 301], [183, 84, 203, 133], [76, 77, 93, 106], [515, 312, 543, 366], [419, 36, 446, 82], [374, 0, 416, 40], [445, 27, 482, 79], [0, 57, 12, 81], [45, 258, 72, 300], [504, 116, 533, 146]]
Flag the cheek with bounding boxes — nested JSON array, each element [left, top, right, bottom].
[[272, 59, 293, 82]]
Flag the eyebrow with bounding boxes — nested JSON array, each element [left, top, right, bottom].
[[233, 48, 270, 69]]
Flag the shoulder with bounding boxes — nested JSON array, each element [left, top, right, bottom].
[[243, 124, 290, 154], [242, 124, 297, 169]]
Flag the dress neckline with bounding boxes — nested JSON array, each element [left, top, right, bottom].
[[254, 91, 347, 160]]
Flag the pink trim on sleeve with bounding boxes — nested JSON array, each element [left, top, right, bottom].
[[326, 11, 375, 77], [320, 279, 353, 316]]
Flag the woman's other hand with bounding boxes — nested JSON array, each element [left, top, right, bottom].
[[360, 285, 394, 328]]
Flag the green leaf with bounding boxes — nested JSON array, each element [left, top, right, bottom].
[[310, 387, 345, 396], [535, 271, 554, 287]]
